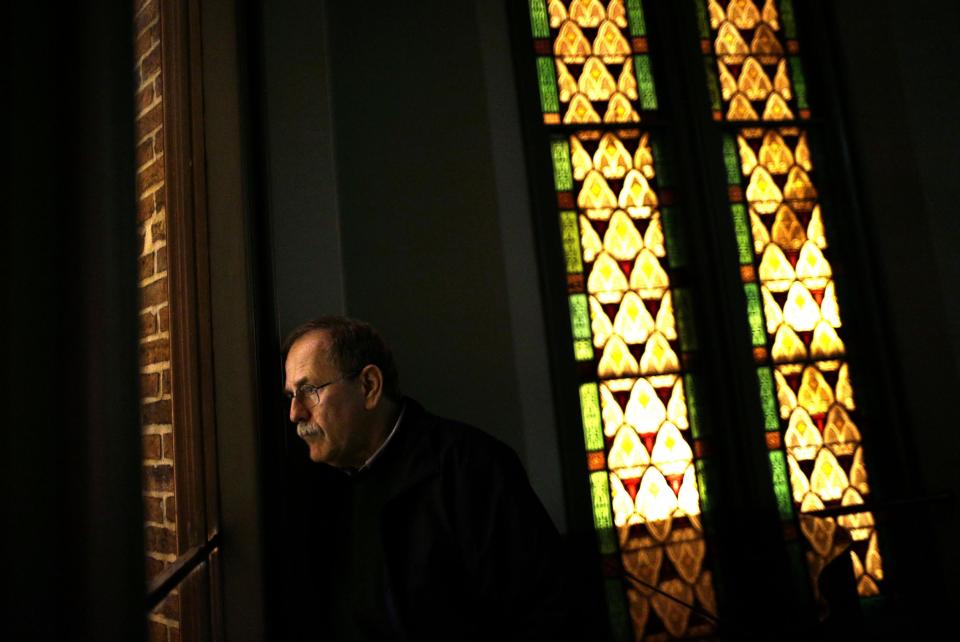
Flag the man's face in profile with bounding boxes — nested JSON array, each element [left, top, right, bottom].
[[284, 330, 367, 467]]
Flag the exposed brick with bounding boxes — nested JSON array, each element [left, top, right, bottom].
[[138, 225, 147, 256], [144, 495, 163, 523], [138, 102, 163, 139], [141, 277, 168, 308], [141, 399, 172, 425], [154, 186, 166, 212], [135, 21, 160, 62], [165, 496, 177, 524], [156, 245, 168, 273], [145, 525, 177, 555], [151, 217, 166, 243], [154, 129, 164, 155], [141, 371, 160, 398], [140, 311, 158, 338], [139, 252, 156, 282], [162, 432, 175, 459], [145, 556, 166, 581], [140, 337, 169, 366], [134, 0, 159, 37], [143, 433, 162, 460], [158, 305, 170, 332], [144, 464, 175, 493], [136, 138, 155, 170], [137, 158, 164, 195], [161, 369, 171, 396], [160, 590, 182, 623], [141, 45, 162, 83], [169, 627, 181, 642], [146, 618, 167, 641], [138, 195, 155, 223]]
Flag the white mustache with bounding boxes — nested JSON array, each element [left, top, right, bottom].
[[297, 422, 321, 438]]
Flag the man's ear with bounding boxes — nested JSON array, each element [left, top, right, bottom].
[[359, 364, 384, 409]]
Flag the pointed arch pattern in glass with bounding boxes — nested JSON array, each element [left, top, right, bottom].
[[698, 0, 886, 600]]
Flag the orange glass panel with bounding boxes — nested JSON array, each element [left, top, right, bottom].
[[727, 0, 760, 29], [738, 57, 773, 101], [604, 92, 640, 122], [564, 93, 602, 123], [570, 0, 605, 27], [594, 20, 630, 62], [556, 20, 592, 61]]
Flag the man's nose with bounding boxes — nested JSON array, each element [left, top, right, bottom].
[[289, 396, 306, 424]]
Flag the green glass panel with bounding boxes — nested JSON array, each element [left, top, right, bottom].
[[685, 374, 701, 439], [694, 0, 710, 39], [779, 0, 797, 39], [790, 56, 808, 110], [674, 288, 698, 352], [744, 283, 767, 346], [528, 0, 550, 38], [651, 138, 671, 186], [633, 55, 658, 110], [574, 339, 595, 361], [560, 211, 584, 273], [662, 207, 687, 269], [605, 578, 632, 642], [569, 294, 591, 339], [696, 458, 710, 514], [704, 59, 722, 112], [537, 57, 560, 114], [722, 134, 741, 184], [769, 450, 794, 520], [757, 367, 780, 431], [579, 383, 604, 451], [551, 138, 573, 191], [731, 203, 753, 264], [590, 470, 617, 554], [626, 0, 647, 37]]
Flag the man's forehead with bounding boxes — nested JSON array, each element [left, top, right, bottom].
[[285, 330, 335, 376]]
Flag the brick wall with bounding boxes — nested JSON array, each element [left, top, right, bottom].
[[135, 0, 181, 639]]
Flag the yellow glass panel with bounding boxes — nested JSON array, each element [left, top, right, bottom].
[[787, 453, 810, 503], [761, 284, 783, 334], [625, 377, 666, 435], [579, 214, 602, 262], [676, 466, 702, 521], [746, 166, 783, 214], [824, 404, 861, 457], [798, 365, 835, 416], [613, 291, 656, 344], [610, 472, 638, 527], [599, 334, 640, 377], [796, 240, 832, 288], [579, 56, 617, 101], [758, 243, 795, 291], [858, 574, 880, 597], [738, 134, 758, 176], [652, 578, 694, 637], [619, 169, 658, 217], [556, 59, 578, 103], [604, 209, 644, 260], [738, 57, 773, 101], [762, 93, 794, 120], [629, 248, 670, 297], [759, 130, 794, 174], [696, 572, 717, 617], [785, 406, 822, 461], [617, 57, 638, 100], [651, 421, 693, 476], [667, 378, 688, 431], [836, 363, 855, 410], [637, 467, 678, 526], [594, 133, 632, 178], [795, 131, 812, 171], [719, 60, 738, 101], [609, 425, 651, 469], [639, 332, 680, 375], [750, 23, 783, 62], [761, 0, 780, 30], [708, 0, 725, 29], [644, 213, 666, 257], [590, 294, 613, 348], [607, 0, 628, 28], [810, 447, 849, 502], [570, 0, 605, 27], [727, 0, 760, 29], [555, 20, 592, 61], [727, 92, 760, 120], [807, 204, 826, 248], [799, 495, 836, 558], [772, 324, 808, 362], [587, 251, 628, 300], [593, 20, 630, 62], [570, 136, 593, 181], [655, 290, 677, 341], [784, 165, 818, 200], [810, 321, 845, 360], [866, 531, 883, 580], [548, 0, 568, 28], [579, 169, 617, 209], [851, 549, 865, 583], [600, 382, 624, 436], [820, 281, 841, 328], [751, 210, 770, 254], [849, 446, 869, 494], [564, 93, 602, 123], [715, 22, 749, 61], [774, 59, 792, 101], [604, 92, 640, 122], [782, 281, 820, 332], [634, 133, 656, 179], [774, 368, 798, 419], [771, 205, 805, 251]]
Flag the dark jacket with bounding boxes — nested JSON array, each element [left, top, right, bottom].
[[294, 398, 570, 641]]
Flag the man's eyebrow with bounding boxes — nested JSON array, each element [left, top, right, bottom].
[[282, 377, 310, 395]]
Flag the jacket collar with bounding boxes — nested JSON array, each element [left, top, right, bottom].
[[366, 397, 443, 502]]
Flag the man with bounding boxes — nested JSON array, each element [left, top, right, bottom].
[[282, 316, 569, 641]]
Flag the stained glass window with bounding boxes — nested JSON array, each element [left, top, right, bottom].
[[529, 2, 718, 638], [698, 0, 884, 602]]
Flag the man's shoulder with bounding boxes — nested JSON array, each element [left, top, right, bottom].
[[401, 398, 520, 468]]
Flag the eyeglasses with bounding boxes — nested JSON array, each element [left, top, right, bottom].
[[288, 371, 359, 409]]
